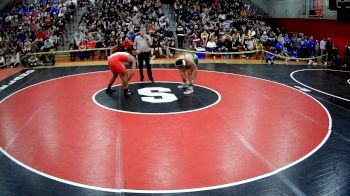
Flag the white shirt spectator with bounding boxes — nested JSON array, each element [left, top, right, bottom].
[[245, 39, 254, 50], [74, 30, 85, 46], [42, 38, 55, 50], [320, 40, 326, 50], [260, 33, 269, 43], [201, 13, 209, 22], [207, 40, 217, 48], [248, 29, 256, 37], [218, 14, 226, 21], [0, 56, 5, 65]]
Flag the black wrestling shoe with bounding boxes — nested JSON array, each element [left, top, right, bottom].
[[106, 88, 116, 94]]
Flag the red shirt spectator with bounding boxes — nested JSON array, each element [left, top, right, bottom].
[[44, 16, 53, 27], [37, 30, 44, 40], [214, 0, 220, 6], [79, 40, 87, 50], [121, 38, 133, 50], [87, 38, 96, 49]]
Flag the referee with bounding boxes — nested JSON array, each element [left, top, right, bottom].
[[134, 27, 154, 82]]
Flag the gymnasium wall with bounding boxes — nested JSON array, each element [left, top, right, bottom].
[[250, 0, 336, 19]]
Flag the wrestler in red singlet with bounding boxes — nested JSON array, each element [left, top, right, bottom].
[[106, 52, 137, 96]]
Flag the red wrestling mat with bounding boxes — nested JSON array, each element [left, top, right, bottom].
[[0, 69, 330, 192], [0, 68, 24, 81]]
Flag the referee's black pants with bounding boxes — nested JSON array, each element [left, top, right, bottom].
[[138, 52, 153, 81]]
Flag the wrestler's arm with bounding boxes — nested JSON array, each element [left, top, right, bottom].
[[128, 55, 137, 81]]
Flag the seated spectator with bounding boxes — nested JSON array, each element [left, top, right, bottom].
[[78, 39, 88, 60], [41, 38, 55, 52], [244, 37, 255, 58], [0, 55, 5, 67], [232, 35, 243, 58], [206, 37, 217, 52], [260, 31, 268, 44], [68, 38, 78, 61], [201, 30, 209, 45], [120, 36, 133, 54], [218, 36, 229, 58], [161, 37, 174, 57], [23, 39, 32, 53], [151, 34, 163, 59], [86, 36, 96, 59]]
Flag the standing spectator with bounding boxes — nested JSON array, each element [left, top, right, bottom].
[[325, 38, 333, 65], [330, 44, 339, 65], [298, 37, 306, 58], [345, 43, 350, 66], [307, 36, 316, 57], [176, 23, 185, 49], [320, 38, 327, 62], [315, 40, 320, 57], [74, 28, 85, 48], [134, 27, 154, 82]]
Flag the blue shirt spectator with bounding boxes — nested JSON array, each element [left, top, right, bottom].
[[307, 38, 316, 49], [22, 5, 29, 14], [299, 38, 306, 48], [18, 31, 27, 43], [50, 6, 59, 16], [284, 34, 290, 44], [127, 31, 136, 42]]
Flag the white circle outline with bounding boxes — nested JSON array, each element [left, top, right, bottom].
[[290, 69, 350, 102], [92, 81, 222, 115], [0, 68, 332, 194]]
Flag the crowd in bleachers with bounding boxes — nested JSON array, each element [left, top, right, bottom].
[[71, 0, 177, 61], [174, 0, 341, 65], [0, 0, 346, 67], [0, 0, 77, 67]]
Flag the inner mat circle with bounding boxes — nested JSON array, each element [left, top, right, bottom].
[[0, 69, 330, 192], [93, 82, 220, 114]]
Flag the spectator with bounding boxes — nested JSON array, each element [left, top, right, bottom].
[[307, 36, 316, 57], [78, 39, 88, 60], [176, 23, 185, 48], [69, 38, 78, 61], [74, 28, 85, 47], [120, 36, 133, 54], [151, 33, 163, 59], [206, 37, 217, 52], [201, 30, 209, 46], [345, 43, 350, 66], [86, 36, 96, 59], [320, 38, 327, 61]]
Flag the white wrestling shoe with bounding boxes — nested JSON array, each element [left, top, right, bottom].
[[184, 86, 194, 94]]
